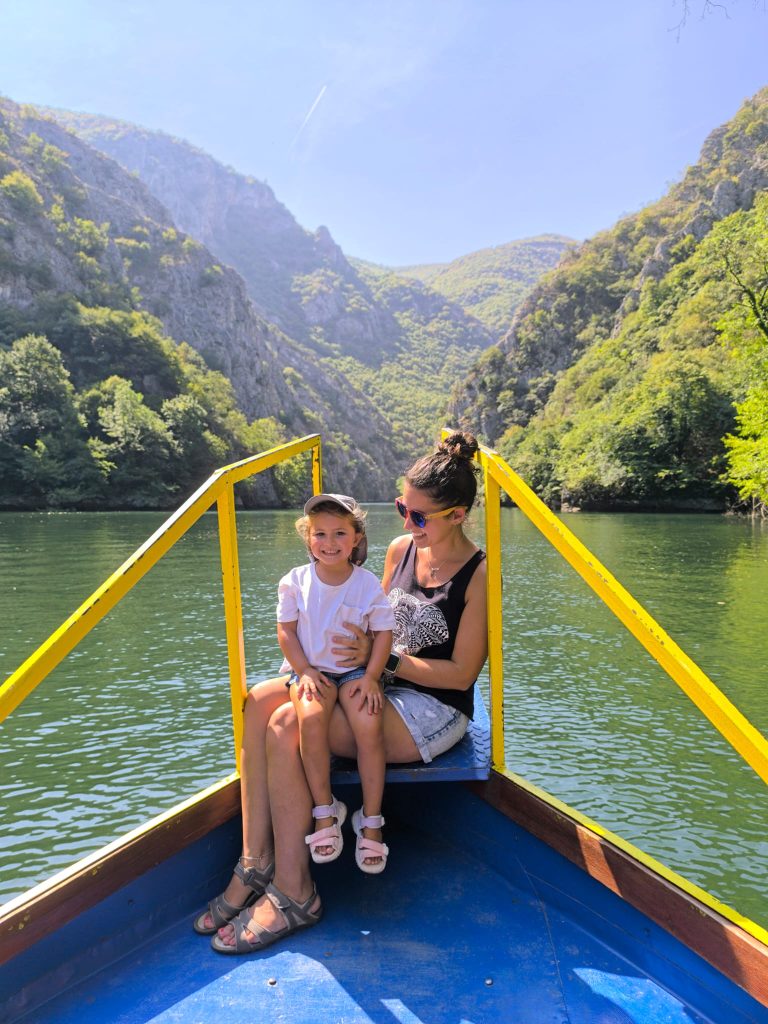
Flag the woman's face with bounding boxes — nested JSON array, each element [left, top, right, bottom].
[[399, 483, 464, 547]]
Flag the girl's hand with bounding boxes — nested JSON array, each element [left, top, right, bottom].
[[297, 667, 332, 702], [348, 673, 384, 715], [330, 622, 373, 668]]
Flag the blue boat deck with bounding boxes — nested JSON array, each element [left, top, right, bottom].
[[5, 784, 767, 1024]]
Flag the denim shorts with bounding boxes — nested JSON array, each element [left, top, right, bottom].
[[287, 667, 366, 689], [385, 685, 469, 763]]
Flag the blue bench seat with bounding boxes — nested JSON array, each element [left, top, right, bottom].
[[331, 686, 491, 784]]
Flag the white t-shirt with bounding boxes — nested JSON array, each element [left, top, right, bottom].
[[276, 562, 395, 674]]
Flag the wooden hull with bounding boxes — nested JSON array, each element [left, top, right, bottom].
[[2, 771, 767, 1023]]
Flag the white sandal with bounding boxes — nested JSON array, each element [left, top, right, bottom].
[[305, 796, 347, 863], [352, 808, 389, 874]]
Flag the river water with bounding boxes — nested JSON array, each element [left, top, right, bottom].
[[1, 507, 766, 928]]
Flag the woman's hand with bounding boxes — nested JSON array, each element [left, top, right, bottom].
[[330, 622, 373, 668]]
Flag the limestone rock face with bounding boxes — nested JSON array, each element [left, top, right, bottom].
[[48, 113, 404, 367], [450, 87, 768, 444], [0, 98, 400, 499]]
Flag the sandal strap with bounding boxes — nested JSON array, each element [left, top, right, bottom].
[[230, 907, 273, 952], [358, 812, 385, 830], [265, 881, 321, 929], [305, 824, 340, 847], [311, 797, 341, 820], [234, 857, 274, 891], [357, 837, 389, 858]]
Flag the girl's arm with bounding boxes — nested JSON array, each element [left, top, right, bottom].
[[347, 628, 392, 713], [277, 620, 330, 700], [277, 620, 311, 675], [365, 628, 392, 679]]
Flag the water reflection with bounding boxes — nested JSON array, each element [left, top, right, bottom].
[[0, 508, 766, 928]]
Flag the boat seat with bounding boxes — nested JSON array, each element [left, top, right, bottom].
[[331, 686, 491, 783]]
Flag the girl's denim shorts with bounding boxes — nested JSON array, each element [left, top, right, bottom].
[[287, 667, 366, 689], [384, 685, 468, 763]]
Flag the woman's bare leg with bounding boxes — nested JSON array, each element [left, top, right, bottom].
[[199, 677, 288, 930], [329, 700, 420, 763], [217, 701, 319, 946]]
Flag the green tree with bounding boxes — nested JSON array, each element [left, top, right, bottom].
[[0, 335, 104, 508], [45, 301, 184, 401], [80, 376, 175, 508], [0, 169, 43, 215], [716, 196, 768, 513]]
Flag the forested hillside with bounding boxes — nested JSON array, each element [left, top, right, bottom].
[[451, 88, 768, 513], [46, 110, 552, 470], [0, 98, 402, 508], [395, 235, 576, 340]]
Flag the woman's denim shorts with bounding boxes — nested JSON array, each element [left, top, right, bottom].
[[384, 685, 468, 763]]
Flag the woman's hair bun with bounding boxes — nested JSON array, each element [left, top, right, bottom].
[[439, 431, 479, 462]]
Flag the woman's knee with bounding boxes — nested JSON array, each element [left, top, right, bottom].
[[266, 701, 300, 751], [244, 678, 290, 729], [344, 706, 385, 741]]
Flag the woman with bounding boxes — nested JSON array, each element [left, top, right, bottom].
[[195, 431, 487, 954]]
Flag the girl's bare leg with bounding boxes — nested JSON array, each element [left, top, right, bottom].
[[199, 677, 288, 930], [338, 689, 387, 866], [291, 685, 339, 856], [218, 701, 319, 946]]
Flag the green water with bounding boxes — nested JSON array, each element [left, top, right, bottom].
[[1, 508, 766, 928]]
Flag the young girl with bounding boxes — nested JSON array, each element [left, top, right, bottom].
[[277, 493, 395, 873]]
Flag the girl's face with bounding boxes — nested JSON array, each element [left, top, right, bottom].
[[308, 511, 362, 567], [399, 483, 465, 547]]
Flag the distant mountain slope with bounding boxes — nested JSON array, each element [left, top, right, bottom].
[[395, 235, 576, 339], [44, 110, 418, 368], [0, 98, 400, 505], [21, 106, 575, 494], [450, 88, 768, 511], [45, 109, 508, 469]]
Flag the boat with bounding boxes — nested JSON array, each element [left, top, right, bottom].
[[1, 432, 767, 1023]]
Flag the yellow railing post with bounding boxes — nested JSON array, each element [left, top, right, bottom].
[[478, 442, 768, 788], [217, 479, 248, 770], [312, 441, 323, 495], [482, 454, 506, 771], [0, 433, 322, 725]]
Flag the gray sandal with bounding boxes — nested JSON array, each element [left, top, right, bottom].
[[210, 881, 322, 954], [192, 856, 274, 935]]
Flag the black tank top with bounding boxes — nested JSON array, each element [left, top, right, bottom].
[[387, 541, 485, 718]]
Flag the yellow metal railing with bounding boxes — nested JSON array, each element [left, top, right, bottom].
[[0, 433, 323, 767], [462, 432, 768, 787]]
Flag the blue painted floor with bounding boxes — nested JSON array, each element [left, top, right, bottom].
[[15, 799, 762, 1024]]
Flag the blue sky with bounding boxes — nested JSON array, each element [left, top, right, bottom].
[[1, 0, 766, 265]]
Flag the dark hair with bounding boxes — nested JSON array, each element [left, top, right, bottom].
[[405, 431, 480, 510]]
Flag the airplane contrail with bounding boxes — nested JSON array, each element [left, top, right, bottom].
[[290, 84, 328, 149]]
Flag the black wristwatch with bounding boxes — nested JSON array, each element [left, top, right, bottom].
[[385, 651, 402, 674]]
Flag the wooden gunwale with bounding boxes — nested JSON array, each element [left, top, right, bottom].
[[1, 769, 766, 1009], [470, 772, 768, 1008]]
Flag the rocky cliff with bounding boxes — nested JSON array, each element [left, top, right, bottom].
[[0, 98, 400, 500], [449, 88, 768, 510]]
